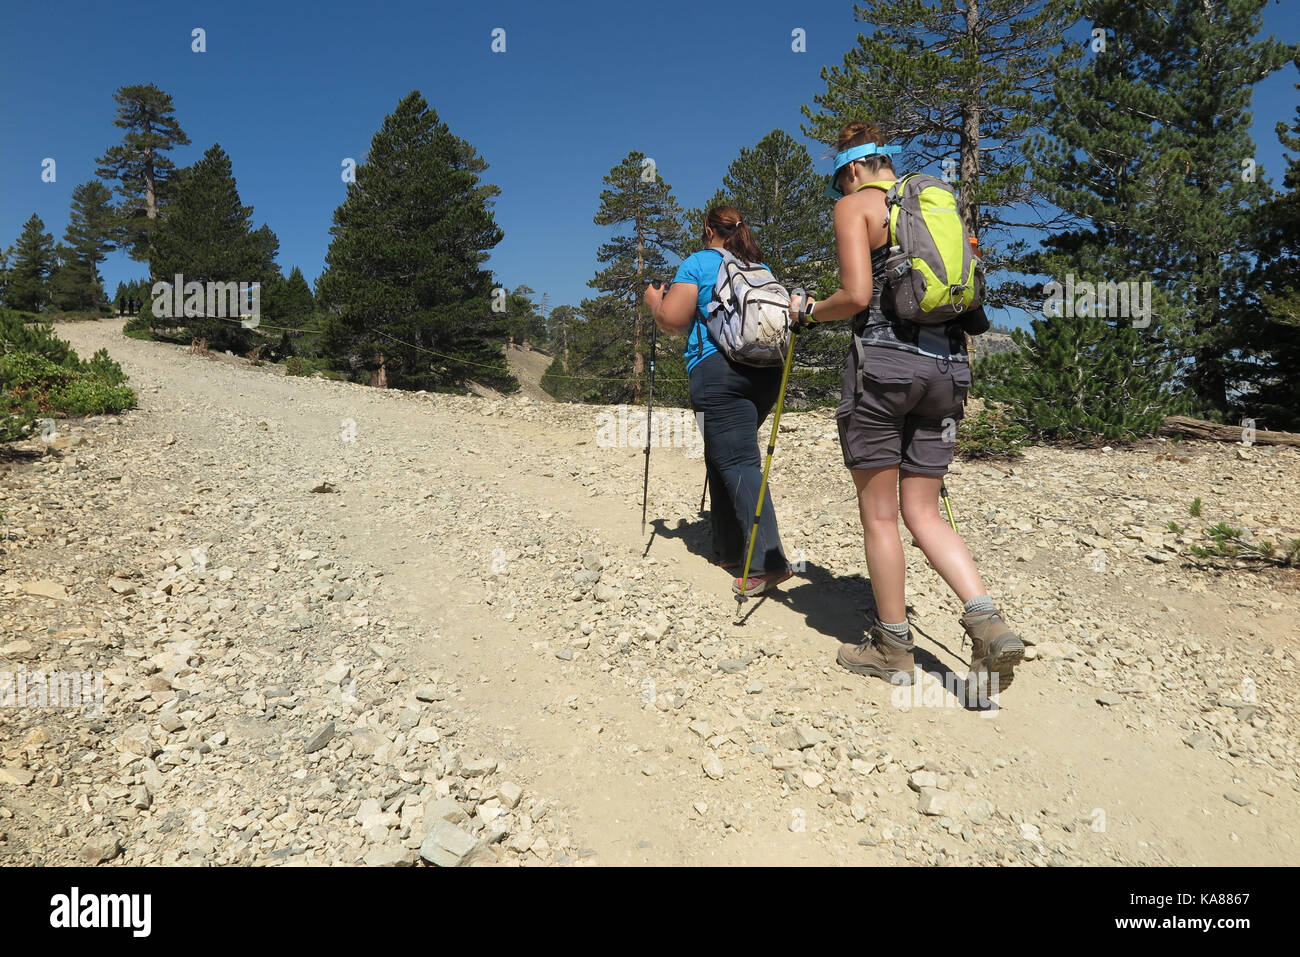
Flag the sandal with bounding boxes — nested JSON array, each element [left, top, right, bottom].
[[732, 567, 794, 596]]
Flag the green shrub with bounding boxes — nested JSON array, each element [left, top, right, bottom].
[[957, 404, 1028, 459], [86, 348, 128, 386], [283, 355, 344, 379], [1188, 520, 1300, 567], [122, 313, 155, 340], [0, 309, 74, 365], [48, 378, 136, 416], [1, 307, 136, 441], [0, 351, 74, 389], [972, 305, 1178, 443]]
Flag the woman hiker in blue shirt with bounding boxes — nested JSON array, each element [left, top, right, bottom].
[[643, 206, 794, 596]]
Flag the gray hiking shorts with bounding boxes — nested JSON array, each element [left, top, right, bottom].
[[836, 343, 972, 477]]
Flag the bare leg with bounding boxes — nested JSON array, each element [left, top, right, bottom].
[[853, 466, 907, 624], [899, 471, 986, 603]]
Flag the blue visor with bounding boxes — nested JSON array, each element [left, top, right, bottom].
[[825, 143, 902, 199]]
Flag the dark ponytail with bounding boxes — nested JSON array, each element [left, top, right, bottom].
[[704, 205, 762, 264]]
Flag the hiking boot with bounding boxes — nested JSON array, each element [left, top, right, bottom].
[[837, 624, 915, 685], [960, 608, 1025, 693]]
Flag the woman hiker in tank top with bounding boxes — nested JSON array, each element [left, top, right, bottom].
[[791, 121, 1027, 696]]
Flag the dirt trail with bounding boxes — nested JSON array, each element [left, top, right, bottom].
[[3, 319, 1297, 866]]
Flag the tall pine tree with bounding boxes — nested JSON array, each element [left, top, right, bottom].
[[316, 91, 514, 392], [48, 244, 101, 312], [4, 215, 55, 313], [803, 0, 1083, 311], [501, 284, 547, 347], [279, 266, 316, 326], [95, 84, 191, 265], [560, 151, 685, 405], [540, 303, 580, 397], [149, 144, 280, 349], [1034, 0, 1291, 418], [57, 181, 117, 311], [1232, 79, 1300, 430]]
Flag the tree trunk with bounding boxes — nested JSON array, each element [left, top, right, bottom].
[[959, 0, 982, 240], [633, 214, 645, 403], [1160, 415, 1300, 447]]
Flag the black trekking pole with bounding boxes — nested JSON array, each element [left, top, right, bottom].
[[641, 285, 661, 534], [699, 474, 708, 514]]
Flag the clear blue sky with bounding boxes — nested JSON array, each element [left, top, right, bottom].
[[1, 0, 1297, 328]]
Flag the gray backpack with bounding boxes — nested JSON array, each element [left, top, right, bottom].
[[705, 249, 792, 366]]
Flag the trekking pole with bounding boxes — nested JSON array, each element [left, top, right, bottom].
[[737, 324, 799, 604], [641, 288, 661, 534], [940, 482, 959, 533], [699, 473, 708, 514]]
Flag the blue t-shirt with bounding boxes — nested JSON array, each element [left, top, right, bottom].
[[673, 249, 772, 374]]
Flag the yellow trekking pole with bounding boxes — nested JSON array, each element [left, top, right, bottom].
[[940, 482, 958, 533], [737, 326, 799, 604]]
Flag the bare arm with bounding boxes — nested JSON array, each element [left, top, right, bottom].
[[645, 282, 697, 335], [803, 192, 881, 324]]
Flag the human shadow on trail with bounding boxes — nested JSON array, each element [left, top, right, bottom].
[[905, 620, 1003, 712], [649, 516, 871, 645], [650, 517, 1001, 710]]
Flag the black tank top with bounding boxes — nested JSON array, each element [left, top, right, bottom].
[[851, 201, 968, 362]]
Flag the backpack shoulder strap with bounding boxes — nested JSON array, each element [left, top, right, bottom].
[[855, 177, 907, 209]]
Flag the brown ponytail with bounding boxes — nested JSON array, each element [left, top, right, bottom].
[[704, 205, 762, 265], [835, 120, 895, 178]]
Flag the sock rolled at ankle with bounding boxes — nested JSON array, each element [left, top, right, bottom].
[[878, 619, 912, 644], [964, 595, 996, 615]]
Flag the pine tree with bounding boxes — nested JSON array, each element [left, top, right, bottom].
[[280, 266, 316, 325], [502, 284, 547, 346], [58, 181, 117, 311], [316, 91, 515, 392], [696, 131, 832, 289], [975, 285, 1179, 441], [149, 144, 280, 348], [547, 304, 576, 360], [582, 151, 686, 404], [1232, 81, 1300, 430], [1035, 0, 1291, 418], [95, 84, 191, 264], [48, 244, 101, 312], [65, 181, 116, 268], [803, 0, 1083, 308], [0, 246, 10, 306], [4, 215, 55, 313]]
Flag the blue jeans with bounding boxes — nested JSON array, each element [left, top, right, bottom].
[[689, 353, 788, 575]]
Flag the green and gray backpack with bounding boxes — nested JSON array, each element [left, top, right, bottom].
[[859, 174, 983, 325]]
